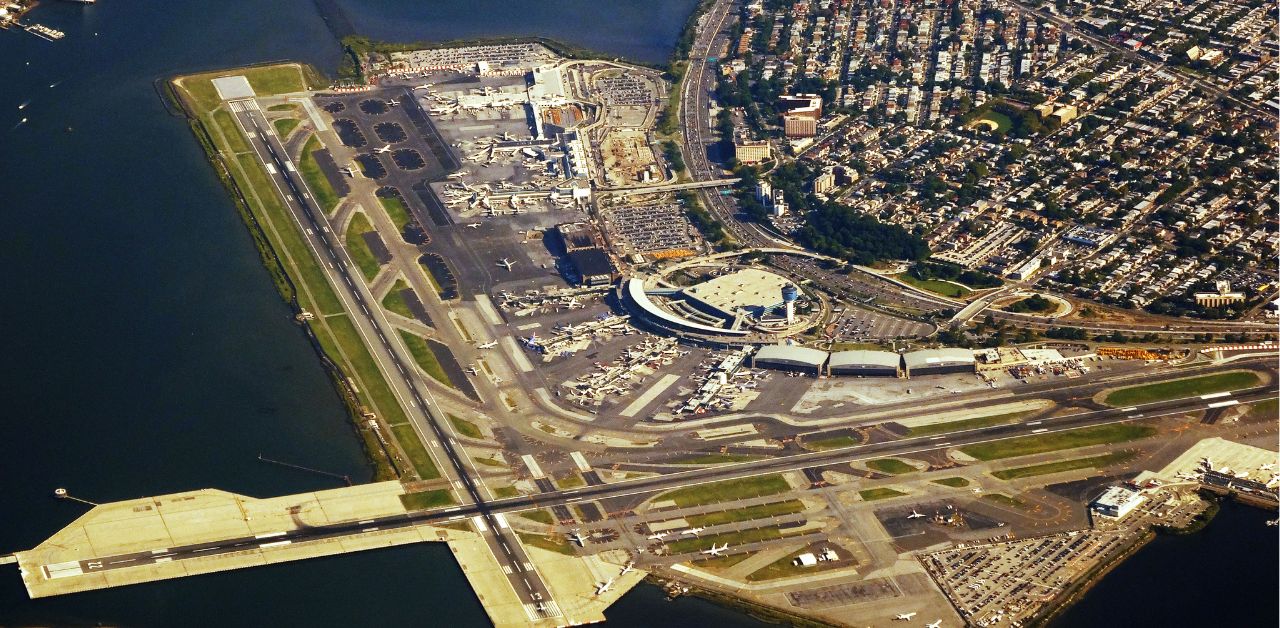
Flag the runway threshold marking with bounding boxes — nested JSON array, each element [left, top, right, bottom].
[[1207, 400, 1239, 408], [1200, 392, 1232, 400]]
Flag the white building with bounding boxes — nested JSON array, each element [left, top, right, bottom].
[[1091, 485, 1146, 519]]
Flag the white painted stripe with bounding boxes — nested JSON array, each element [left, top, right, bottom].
[[522, 454, 545, 479], [1207, 400, 1239, 408], [150, 548, 170, 554], [358, 520, 374, 525], [471, 516, 488, 532], [255, 531, 287, 539], [362, 527, 380, 532], [569, 451, 592, 473], [493, 513, 510, 529], [1200, 392, 1231, 400], [1027, 421, 1042, 426], [154, 557, 173, 564], [259, 540, 292, 548], [1031, 428, 1048, 433], [1122, 407, 1138, 412]]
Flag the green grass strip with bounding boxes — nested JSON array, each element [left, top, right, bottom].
[[1103, 371, 1260, 407], [380, 279, 414, 318], [859, 488, 906, 501], [300, 135, 340, 213], [657, 474, 789, 508], [400, 489, 455, 511], [867, 458, 916, 474], [449, 413, 482, 439], [379, 195, 411, 233], [685, 500, 805, 528], [992, 451, 1138, 480], [961, 424, 1157, 461], [272, 117, 300, 139], [397, 330, 455, 388], [906, 410, 1032, 437], [344, 211, 382, 281]]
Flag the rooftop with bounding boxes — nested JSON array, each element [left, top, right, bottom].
[[683, 268, 796, 317]]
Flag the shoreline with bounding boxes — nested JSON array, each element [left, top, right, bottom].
[[1028, 494, 1224, 627], [163, 67, 399, 483]]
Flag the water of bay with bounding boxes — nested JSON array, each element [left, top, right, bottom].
[[0, 1, 1271, 626]]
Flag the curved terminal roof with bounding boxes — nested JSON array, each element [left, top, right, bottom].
[[755, 344, 829, 368], [903, 348, 976, 369], [624, 278, 749, 337], [829, 350, 901, 370]]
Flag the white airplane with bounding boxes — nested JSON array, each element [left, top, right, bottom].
[[497, 258, 515, 271], [476, 340, 498, 349], [647, 532, 668, 541], [466, 223, 482, 229], [701, 543, 729, 557], [339, 166, 357, 177], [374, 144, 392, 154], [908, 510, 926, 519], [683, 527, 705, 537], [568, 530, 587, 547], [619, 562, 634, 576], [925, 621, 942, 628], [895, 612, 917, 621], [595, 579, 613, 595], [385, 99, 400, 107], [466, 366, 479, 376]]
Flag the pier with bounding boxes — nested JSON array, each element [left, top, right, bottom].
[[5, 482, 642, 627]]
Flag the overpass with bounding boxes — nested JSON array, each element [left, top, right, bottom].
[[603, 177, 741, 197]]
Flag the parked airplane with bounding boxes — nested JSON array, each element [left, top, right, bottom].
[[465, 366, 479, 376], [925, 621, 942, 628], [595, 579, 613, 595], [339, 166, 356, 177], [619, 562, 634, 576], [374, 144, 392, 154], [646, 532, 668, 541], [907, 510, 926, 519], [497, 258, 515, 271], [476, 340, 498, 349], [701, 543, 729, 557], [894, 612, 917, 621], [683, 527, 704, 537], [466, 223, 482, 229], [568, 530, 587, 547]]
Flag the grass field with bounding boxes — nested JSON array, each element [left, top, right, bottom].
[[892, 273, 972, 298], [1103, 371, 1260, 407], [493, 486, 519, 499], [344, 212, 382, 281], [556, 473, 586, 489], [656, 474, 790, 508], [398, 330, 455, 388], [906, 410, 1034, 437], [932, 477, 971, 487], [674, 453, 768, 464], [802, 434, 861, 451], [746, 547, 851, 582], [212, 110, 251, 154], [974, 110, 1013, 133], [449, 414, 482, 439], [299, 135, 340, 213], [380, 280, 414, 318], [519, 510, 554, 525], [175, 64, 307, 115], [400, 489, 455, 511], [378, 195, 411, 234], [272, 117, 300, 139], [859, 488, 906, 501], [961, 424, 1157, 461], [867, 458, 916, 474], [267, 103, 299, 112], [1247, 398, 1278, 420], [666, 526, 783, 555], [685, 500, 805, 528], [518, 532, 576, 556], [992, 451, 1138, 480], [387, 423, 439, 480]]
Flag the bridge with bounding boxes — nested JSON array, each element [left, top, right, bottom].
[[603, 177, 741, 197]]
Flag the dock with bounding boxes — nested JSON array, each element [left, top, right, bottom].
[[6, 482, 643, 627]]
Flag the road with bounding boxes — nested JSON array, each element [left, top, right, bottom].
[[227, 100, 560, 620], [57, 383, 1276, 575]]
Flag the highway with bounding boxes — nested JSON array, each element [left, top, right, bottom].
[[55, 383, 1276, 574], [226, 100, 560, 620]]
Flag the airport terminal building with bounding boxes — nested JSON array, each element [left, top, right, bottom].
[[752, 344, 829, 374]]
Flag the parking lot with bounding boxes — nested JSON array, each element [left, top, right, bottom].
[[602, 203, 699, 257]]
